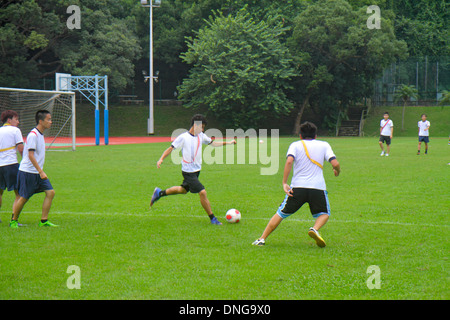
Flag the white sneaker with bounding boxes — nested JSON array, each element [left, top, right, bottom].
[[252, 238, 265, 246], [380, 151, 385, 156], [385, 153, 389, 157]]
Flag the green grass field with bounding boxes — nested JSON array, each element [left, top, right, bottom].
[[0, 137, 448, 300]]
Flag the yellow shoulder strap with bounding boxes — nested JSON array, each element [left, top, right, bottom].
[[0, 146, 16, 152], [301, 140, 323, 169]]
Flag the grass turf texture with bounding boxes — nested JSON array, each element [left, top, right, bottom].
[[0, 137, 448, 299]]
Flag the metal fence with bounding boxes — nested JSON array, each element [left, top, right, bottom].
[[372, 56, 449, 106]]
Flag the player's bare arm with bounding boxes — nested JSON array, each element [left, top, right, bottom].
[[330, 158, 340, 177], [157, 146, 174, 168], [211, 139, 236, 147], [282, 156, 294, 197], [28, 150, 47, 180]]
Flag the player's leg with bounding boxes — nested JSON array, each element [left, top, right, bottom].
[[198, 189, 221, 225], [10, 196, 27, 228], [253, 189, 304, 245], [307, 190, 330, 248], [258, 214, 283, 242], [0, 189, 3, 222], [379, 137, 385, 155], [417, 140, 422, 154], [39, 189, 56, 227]]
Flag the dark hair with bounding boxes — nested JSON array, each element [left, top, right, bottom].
[[1, 110, 19, 124], [35, 110, 50, 125], [300, 121, 317, 139], [421, 114, 427, 117], [383, 112, 389, 115], [191, 114, 207, 127]]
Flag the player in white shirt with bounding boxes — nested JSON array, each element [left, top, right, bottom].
[[417, 114, 430, 155], [253, 122, 340, 247], [0, 110, 24, 223], [379, 112, 393, 156], [150, 114, 236, 225], [10, 110, 57, 228]]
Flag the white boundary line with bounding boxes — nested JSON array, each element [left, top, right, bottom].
[[16, 210, 448, 228]]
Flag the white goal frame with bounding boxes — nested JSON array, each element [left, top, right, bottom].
[[0, 87, 76, 151]]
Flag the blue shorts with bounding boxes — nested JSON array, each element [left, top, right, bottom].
[[0, 163, 19, 191], [17, 170, 53, 200], [419, 136, 429, 143]]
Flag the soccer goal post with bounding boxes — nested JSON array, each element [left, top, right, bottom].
[[0, 87, 76, 151]]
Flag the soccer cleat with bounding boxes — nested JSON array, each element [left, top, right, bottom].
[[385, 153, 389, 157], [9, 220, 19, 229], [39, 220, 58, 227], [308, 227, 326, 248], [210, 217, 222, 225], [380, 151, 385, 156], [150, 187, 161, 208], [252, 239, 265, 246]]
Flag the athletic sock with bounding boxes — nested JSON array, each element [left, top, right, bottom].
[[209, 214, 216, 220], [41, 219, 47, 223], [159, 190, 167, 197]]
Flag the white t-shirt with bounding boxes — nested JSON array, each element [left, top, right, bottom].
[[0, 124, 23, 166], [171, 131, 212, 173], [19, 128, 46, 174], [418, 120, 430, 136], [286, 139, 336, 191], [380, 119, 393, 136]]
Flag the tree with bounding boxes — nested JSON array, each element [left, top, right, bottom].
[[288, 0, 408, 135], [394, 84, 419, 130], [178, 8, 296, 129], [0, 0, 141, 93]]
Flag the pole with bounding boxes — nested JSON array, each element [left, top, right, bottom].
[[148, 4, 154, 134], [95, 74, 100, 146], [104, 76, 109, 145]]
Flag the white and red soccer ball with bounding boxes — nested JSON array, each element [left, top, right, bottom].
[[225, 209, 241, 223]]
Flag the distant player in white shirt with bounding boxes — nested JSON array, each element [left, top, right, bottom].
[[0, 110, 24, 223], [417, 114, 430, 155], [10, 110, 57, 228], [379, 112, 393, 156], [253, 122, 340, 247], [150, 114, 236, 225]]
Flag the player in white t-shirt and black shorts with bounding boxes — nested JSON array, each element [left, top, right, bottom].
[[10, 110, 57, 228], [0, 110, 24, 223], [417, 114, 430, 155], [150, 114, 236, 225], [379, 112, 394, 156], [253, 121, 340, 247]]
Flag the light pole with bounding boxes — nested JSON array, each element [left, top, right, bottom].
[[140, 0, 161, 135]]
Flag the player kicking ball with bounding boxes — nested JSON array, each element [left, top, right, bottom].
[[252, 122, 340, 247], [150, 114, 236, 225], [10, 110, 57, 228]]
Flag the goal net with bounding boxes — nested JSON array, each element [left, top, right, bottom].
[[0, 87, 76, 150]]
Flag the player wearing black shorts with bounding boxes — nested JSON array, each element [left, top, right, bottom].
[[253, 122, 340, 247], [150, 114, 236, 225]]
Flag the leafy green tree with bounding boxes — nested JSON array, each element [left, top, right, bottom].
[[178, 8, 296, 128], [0, 0, 141, 93], [395, 84, 419, 130], [288, 0, 408, 134]]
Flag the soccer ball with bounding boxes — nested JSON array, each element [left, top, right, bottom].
[[225, 209, 241, 223]]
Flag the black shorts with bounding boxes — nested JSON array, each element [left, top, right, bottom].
[[277, 188, 330, 219], [418, 136, 429, 143], [0, 163, 19, 191], [180, 171, 205, 193], [379, 135, 391, 145], [17, 170, 53, 200]]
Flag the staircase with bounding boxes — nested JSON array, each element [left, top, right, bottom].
[[337, 107, 366, 137]]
